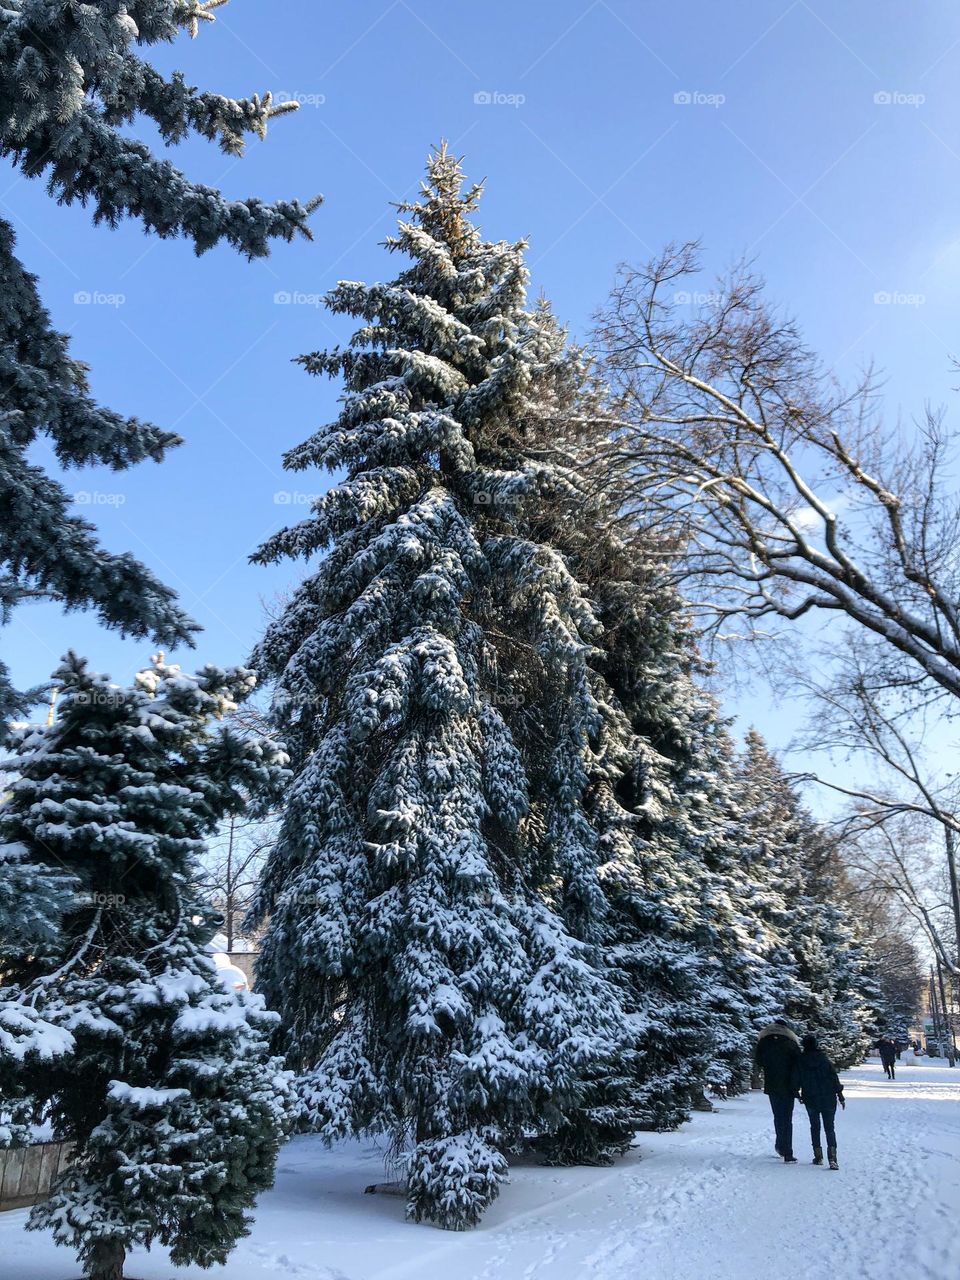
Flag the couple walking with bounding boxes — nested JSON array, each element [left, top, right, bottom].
[[754, 1021, 845, 1170]]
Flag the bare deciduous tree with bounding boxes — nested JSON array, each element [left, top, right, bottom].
[[595, 243, 960, 705], [198, 811, 276, 952], [783, 643, 960, 978], [841, 811, 957, 978], [595, 245, 960, 996], [834, 859, 925, 1036]]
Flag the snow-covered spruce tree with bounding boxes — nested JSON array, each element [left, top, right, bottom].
[[734, 731, 812, 1022], [850, 895, 923, 1043], [791, 816, 881, 1066], [695, 726, 785, 1089], [647, 683, 778, 1099], [0, 222, 198, 718], [476, 316, 758, 1124], [451, 304, 643, 1164], [586, 585, 720, 1130], [666, 717, 805, 1099], [0, 1, 317, 256], [0, 653, 292, 1280], [249, 147, 635, 1228], [0, 838, 76, 1144], [735, 730, 878, 1061], [0, 0, 320, 716]]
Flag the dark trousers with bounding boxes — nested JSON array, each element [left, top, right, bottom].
[[768, 1092, 795, 1156], [882, 1060, 895, 1079], [805, 1102, 837, 1150]]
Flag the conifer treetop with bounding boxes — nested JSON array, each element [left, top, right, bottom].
[[393, 143, 486, 263]]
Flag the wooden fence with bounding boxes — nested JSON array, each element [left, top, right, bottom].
[[0, 1141, 73, 1212]]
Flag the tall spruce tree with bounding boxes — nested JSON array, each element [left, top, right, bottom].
[[250, 148, 637, 1228], [511, 312, 872, 1098], [736, 730, 878, 1061], [0, 0, 319, 715], [0, 653, 292, 1280], [735, 730, 811, 1020], [694, 715, 786, 1088], [588, 580, 721, 1128], [653, 683, 779, 1097], [481, 313, 759, 1122], [792, 816, 881, 1065]]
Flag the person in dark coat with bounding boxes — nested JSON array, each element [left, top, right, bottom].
[[754, 1020, 801, 1163], [875, 1035, 897, 1079], [797, 1032, 845, 1170]]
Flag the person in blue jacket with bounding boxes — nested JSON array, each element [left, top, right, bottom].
[[796, 1032, 845, 1170]]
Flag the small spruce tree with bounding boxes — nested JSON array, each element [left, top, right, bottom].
[[0, 653, 292, 1280]]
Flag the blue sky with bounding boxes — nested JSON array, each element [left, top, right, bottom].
[[7, 0, 960, 777]]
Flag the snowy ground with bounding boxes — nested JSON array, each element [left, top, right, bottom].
[[3, 1057, 958, 1280]]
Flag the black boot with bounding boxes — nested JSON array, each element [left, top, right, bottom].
[[812, 1146, 823, 1165], [828, 1147, 839, 1170], [783, 1153, 798, 1164]]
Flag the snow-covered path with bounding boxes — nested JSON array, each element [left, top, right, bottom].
[[2, 1058, 958, 1280]]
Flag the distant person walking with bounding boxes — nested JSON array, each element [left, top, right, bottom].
[[876, 1035, 897, 1080], [797, 1033, 845, 1170], [754, 1020, 801, 1164]]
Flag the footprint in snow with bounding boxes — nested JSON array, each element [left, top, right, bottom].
[[246, 1244, 354, 1279]]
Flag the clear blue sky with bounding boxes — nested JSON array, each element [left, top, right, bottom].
[[7, 0, 960, 769]]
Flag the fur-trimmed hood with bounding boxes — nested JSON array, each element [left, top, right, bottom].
[[758, 1022, 801, 1046]]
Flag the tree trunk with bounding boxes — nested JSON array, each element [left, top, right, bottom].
[[89, 1239, 126, 1280], [935, 957, 957, 1066], [226, 815, 236, 951], [930, 967, 948, 1064], [944, 828, 960, 976]]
